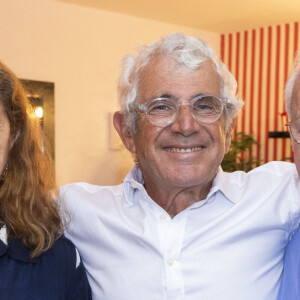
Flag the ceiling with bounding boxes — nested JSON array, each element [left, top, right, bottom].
[[59, 0, 300, 34]]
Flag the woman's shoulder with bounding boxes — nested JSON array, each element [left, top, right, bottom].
[[43, 235, 80, 268], [44, 235, 92, 299], [50, 235, 77, 250]]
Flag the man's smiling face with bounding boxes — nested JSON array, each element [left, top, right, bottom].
[[126, 57, 233, 191]]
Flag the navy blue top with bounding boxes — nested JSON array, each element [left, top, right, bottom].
[[0, 235, 92, 300], [277, 228, 300, 299]]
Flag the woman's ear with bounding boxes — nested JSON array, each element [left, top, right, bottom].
[[113, 112, 136, 153]]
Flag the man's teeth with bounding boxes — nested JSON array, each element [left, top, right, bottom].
[[166, 147, 204, 153]]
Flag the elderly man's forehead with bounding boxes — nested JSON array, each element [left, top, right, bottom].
[[294, 73, 300, 91], [136, 57, 222, 105], [291, 74, 300, 118], [139, 56, 220, 81], [292, 74, 300, 103]]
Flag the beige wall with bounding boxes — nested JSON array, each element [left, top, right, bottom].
[[0, 0, 219, 185]]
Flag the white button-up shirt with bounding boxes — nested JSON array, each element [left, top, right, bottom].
[[63, 162, 300, 300]]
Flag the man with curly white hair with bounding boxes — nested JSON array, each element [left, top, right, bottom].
[[277, 50, 300, 300], [63, 33, 300, 300]]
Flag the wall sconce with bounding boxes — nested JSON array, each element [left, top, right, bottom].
[[34, 106, 43, 118]]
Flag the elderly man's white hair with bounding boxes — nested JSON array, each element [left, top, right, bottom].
[[285, 50, 300, 118], [118, 33, 243, 133]]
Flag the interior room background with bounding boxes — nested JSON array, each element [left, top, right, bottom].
[[221, 23, 299, 165], [0, 0, 298, 185]]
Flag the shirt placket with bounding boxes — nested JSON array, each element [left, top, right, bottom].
[[156, 211, 187, 300]]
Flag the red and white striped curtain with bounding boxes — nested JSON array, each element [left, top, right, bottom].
[[221, 22, 299, 164]]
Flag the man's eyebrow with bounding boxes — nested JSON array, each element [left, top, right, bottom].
[[156, 93, 209, 100], [192, 93, 207, 98], [155, 94, 172, 99]]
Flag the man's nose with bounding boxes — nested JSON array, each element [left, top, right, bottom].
[[171, 104, 199, 136]]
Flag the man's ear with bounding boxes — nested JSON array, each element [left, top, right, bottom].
[[113, 112, 136, 154], [225, 118, 236, 154]]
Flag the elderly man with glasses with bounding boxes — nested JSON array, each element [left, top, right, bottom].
[[62, 33, 300, 300], [277, 51, 300, 300]]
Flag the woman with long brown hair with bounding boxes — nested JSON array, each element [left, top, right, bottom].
[[0, 60, 91, 299]]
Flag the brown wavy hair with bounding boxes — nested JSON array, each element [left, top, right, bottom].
[[0, 61, 63, 258]]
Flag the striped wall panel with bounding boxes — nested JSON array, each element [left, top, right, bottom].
[[221, 22, 299, 164]]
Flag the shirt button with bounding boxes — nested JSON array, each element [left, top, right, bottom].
[[167, 258, 174, 266], [159, 214, 168, 220], [130, 182, 137, 189]]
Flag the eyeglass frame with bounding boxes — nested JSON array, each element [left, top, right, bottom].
[[285, 118, 300, 144], [137, 94, 230, 128]]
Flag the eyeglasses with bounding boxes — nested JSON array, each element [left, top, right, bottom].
[[138, 94, 229, 128], [286, 117, 300, 144]]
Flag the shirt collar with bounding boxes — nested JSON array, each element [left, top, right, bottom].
[[0, 226, 40, 263], [123, 167, 145, 205], [210, 167, 243, 204], [123, 166, 242, 205]]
